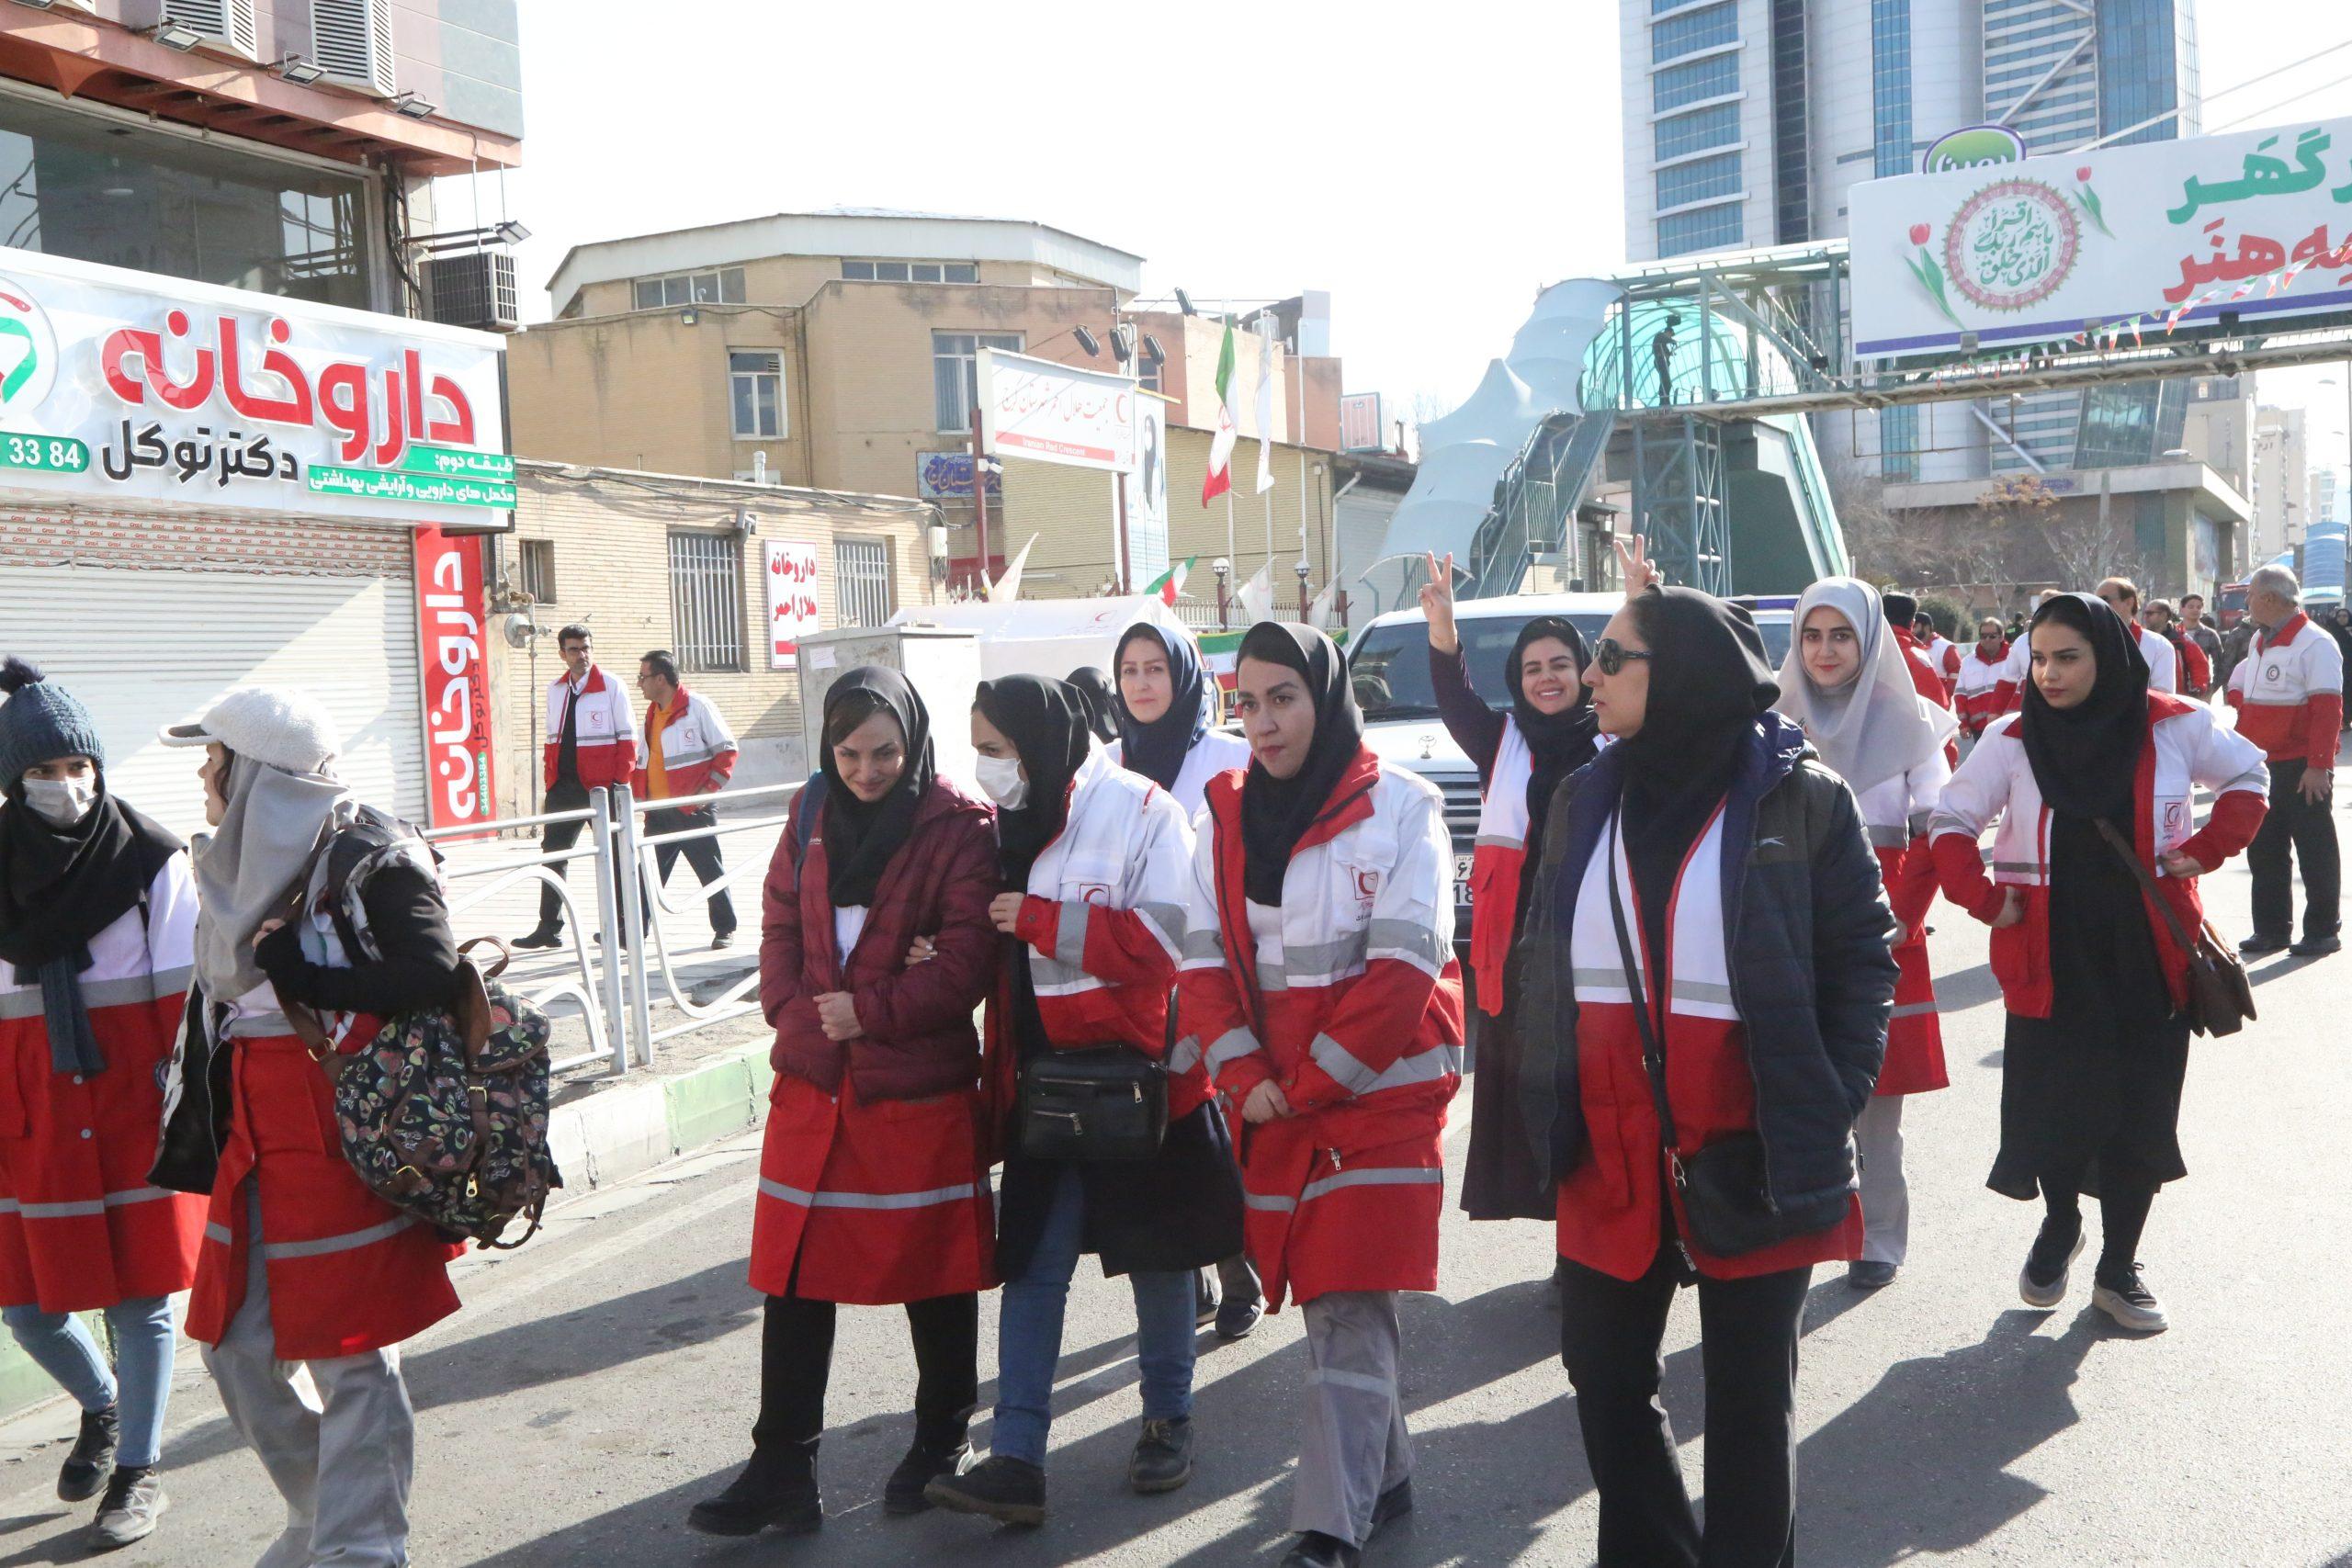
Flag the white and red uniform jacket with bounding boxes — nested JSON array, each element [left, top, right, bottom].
[[2225, 612, 2345, 771], [2133, 623, 2179, 695], [1106, 728, 1251, 823], [1893, 628, 1958, 766], [1954, 641, 2010, 738], [1467, 718, 1537, 1015], [1929, 694, 2268, 1019], [1856, 758, 1951, 1096], [1928, 636, 1961, 694], [989, 748, 1207, 1121], [0, 853, 207, 1314], [632, 684, 740, 802], [1993, 636, 2032, 715], [541, 665, 639, 791], [1177, 749, 1464, 1309]]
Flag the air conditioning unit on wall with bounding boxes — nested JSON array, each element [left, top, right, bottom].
[[309, 0, 395, 97], [123, 0, 258, 60], [425, 250, 520, 333]]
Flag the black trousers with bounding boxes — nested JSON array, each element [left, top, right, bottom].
[[750, 1292, 978, 1474], [535, 779, 633, 933], [641, 805, 738, 935], [2247, 760, 2340, 942], [1558, 1250, 1811, 1568]]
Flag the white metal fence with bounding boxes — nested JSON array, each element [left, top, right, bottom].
[[423, 780, 797, 1077]]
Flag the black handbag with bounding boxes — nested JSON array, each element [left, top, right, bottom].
[[1016, 1044, 1168, 1162], [1603, 818, 1793, 1258]]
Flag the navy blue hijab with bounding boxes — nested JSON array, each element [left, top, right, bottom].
[[1112, 622, 1210, 791]]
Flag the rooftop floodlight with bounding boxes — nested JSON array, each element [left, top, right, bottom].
[[1073, 325, 1101, 357], [273, 52, 326, 85], [145, 21, 203, 51], [390, 91, 436, 118]]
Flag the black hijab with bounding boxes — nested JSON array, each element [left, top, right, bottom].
[[1237, 623, 1364, 907], [975, 674, 1093, 885], [0, 772, 180, 1075], [1613, 588, 1779, 962], [817, 666, 936, 908], [1507, 615, 1601, 847], [1064, 667, 1122, 745], [1112, 623, 1211, 792], [2020, 592, 2148, 823]]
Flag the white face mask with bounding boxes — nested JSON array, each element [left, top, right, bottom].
[[974, 754, 1029, 809], [23, 776, 96, 829]]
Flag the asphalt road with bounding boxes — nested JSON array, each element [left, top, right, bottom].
[[1, 814, 2348, 1565]]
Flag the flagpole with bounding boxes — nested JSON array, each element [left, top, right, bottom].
[[1263, 465, 1273, 587], [1226, 489, 1235, 587]]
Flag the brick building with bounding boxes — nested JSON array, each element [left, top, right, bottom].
[[487, 462, 936, 813]]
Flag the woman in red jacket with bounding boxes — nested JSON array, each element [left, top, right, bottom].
[[691, 668, 1000, 1539], [1931, 593, 2267, 1334]]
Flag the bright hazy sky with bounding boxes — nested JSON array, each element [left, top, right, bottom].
[[481, 0, 2352, 472]]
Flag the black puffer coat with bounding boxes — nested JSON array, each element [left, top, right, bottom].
[[1514, 712, 1896, 1237]]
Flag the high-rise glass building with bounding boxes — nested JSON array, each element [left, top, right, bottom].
[[1619, 0, 2201, 479]]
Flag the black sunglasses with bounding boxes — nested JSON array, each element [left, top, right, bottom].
[[1590, 637, 1652, 676]]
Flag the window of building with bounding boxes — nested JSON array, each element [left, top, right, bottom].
[[668, 532, 745, 672], [1656, 101, 1742, 161], [835, 538, 894, 627], [843, 259, 979, 283], [933, 332, 1024, 432], [1657, 203, 1745, 256], [517, 538, 557, 604], [1138, 360, 1163, 395], [1870, 0, 1915, 178], [1652, 1, 1737, 62], [1880, 405, 1921, 483], [633, 267, 747, 310], [1770, 0, 1811, 244], [0, 93, 375, 309], [1654, 52, 1738, 113], [730, 351, 786, 439], [1657, 152, 1743, 210]]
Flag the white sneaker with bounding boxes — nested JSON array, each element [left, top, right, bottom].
[[2091, 1265, 2169, 1334], [2018, 1226, 2086, 1309]]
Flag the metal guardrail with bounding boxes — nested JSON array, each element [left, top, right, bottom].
[[421, 781, 797, 1077]]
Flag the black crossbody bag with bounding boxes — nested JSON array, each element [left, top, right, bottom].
[[1602, 818, 1789, 1258], [1016, 1042, 1168, 1161]]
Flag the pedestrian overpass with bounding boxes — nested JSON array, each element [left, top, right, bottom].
[[1374, 238, 2352, 602]]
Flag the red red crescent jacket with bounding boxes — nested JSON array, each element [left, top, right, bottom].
[[541, 665, 639, 790], [1177, 749, 1464, 1308], [1930, 694, 2268, 1018], [2225, 612, 2345, 771], [1893, 628, 1959, 766]]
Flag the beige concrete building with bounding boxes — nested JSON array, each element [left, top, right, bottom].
[[2253, 405, 2312, 563], [506, 210, 1342, 592], [486, 460, 935, 814]]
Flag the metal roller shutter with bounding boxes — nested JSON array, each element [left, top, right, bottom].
[[1, 561, 424, 840]]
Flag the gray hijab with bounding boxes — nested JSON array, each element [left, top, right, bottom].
[[189, 754, 351, 1001], [1773, 576, 1955, 797]]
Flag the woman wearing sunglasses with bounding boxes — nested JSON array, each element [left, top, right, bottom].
[[1416, 553, 1600, 1228], [1774, 578, 1957, 1292], [1517, 586, 1896, 1566]]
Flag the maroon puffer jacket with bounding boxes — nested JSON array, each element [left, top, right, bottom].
[[761, 776, 1001, 1101]]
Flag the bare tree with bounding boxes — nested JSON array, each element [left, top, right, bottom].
[[1827, 461, 1923, 582], [1999, 475, 2150, 591]]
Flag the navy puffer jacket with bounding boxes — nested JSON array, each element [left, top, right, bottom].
[[1514, 712, 1896, 1236]]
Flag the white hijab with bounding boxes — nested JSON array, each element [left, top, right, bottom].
[[1773, 578, 1956, 796], [190, 755, 352, 1000]]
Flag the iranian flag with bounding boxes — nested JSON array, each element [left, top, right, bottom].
[[1143, 555, 1194, 606], [1202, 318, 1238, 504]]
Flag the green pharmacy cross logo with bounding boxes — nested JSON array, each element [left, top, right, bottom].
[[1943, 179, 2081, 312], [0, 282, 59, 416]]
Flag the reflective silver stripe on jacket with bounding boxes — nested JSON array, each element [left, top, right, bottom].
[[1366, 918, 1448, 972], [1868, 824, 1909, 850], [1054, 901, 1090, 969], [1306, 1366, 1398, 1395], [1167, 1035, 1204, 1076], [1180, 928, 1226, 967], [1309, 1032, 1460, 1096], [1136, 902, 1187, 954], [1568, 968, 1732, 1009], [1300, 1166, 1442, 1204], [0, 1185, 180, 1220], [260, 1213, 417, 1261], [0, 967, 192, 1022], [1890, 1000, 1938, 1019], [757, 1178, 978, 1211], [1204, 1029, 1262, 1069]]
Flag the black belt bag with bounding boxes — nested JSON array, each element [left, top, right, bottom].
[[1016, 1045, 1168, 1162]]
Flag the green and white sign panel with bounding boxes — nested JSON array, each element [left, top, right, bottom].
[[0, 244, 512, 525], [1852, 113, 2352, 358]]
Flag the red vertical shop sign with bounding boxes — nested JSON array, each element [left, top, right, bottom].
[[413, 526, 498, 829]]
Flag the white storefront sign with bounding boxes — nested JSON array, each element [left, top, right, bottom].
[[765, 537, 820, 670], [1851, 115, 2352, 357], [977, 347, 1136, 472], [0, 244, 512, 525]]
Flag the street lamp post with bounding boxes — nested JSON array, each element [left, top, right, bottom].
[[1295, 559, 1312, 621], [1214, 558, 1231, 629]]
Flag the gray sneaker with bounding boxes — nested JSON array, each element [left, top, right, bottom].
[[87, 1466, 166, 1551], [2091, 1264, 2169, 1334], [2018, 1221, 2086, 1309]]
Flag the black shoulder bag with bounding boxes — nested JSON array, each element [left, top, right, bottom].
[[1602, 816, 1789, 1258]]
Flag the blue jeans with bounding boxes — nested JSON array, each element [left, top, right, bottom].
[[2, 1296, 176, 1469], [991, 1165, 1195, 1467]]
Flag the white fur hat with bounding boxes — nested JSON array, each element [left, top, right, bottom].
[[158, 686, 342, 775]]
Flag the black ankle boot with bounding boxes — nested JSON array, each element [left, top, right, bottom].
[[685, 1443, 820, 1538]]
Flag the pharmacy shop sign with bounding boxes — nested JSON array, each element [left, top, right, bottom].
[[0, 245, 512, 525]]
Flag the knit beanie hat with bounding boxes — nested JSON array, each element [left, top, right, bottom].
[[157, 686, 341, 776], [0, 658, 106, 787]]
